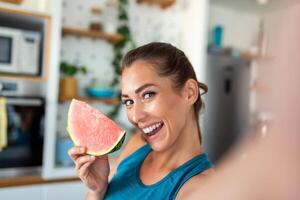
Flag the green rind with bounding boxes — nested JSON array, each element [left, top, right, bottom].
[[84, 131, 126, 156], [108, 132, 126, 154]]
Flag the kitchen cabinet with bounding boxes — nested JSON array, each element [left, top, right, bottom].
[[0, 181, 88, 200], [0, 185, 42, 199], [42, 181, 88, 200]]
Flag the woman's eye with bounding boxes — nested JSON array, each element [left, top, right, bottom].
[[143, 92, 156, 99], [122, 99, 134, 106]]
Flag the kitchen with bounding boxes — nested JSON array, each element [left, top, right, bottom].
[[0, 0, 299, 199]]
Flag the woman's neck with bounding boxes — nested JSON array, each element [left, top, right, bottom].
[[148, 113, 203, 171]]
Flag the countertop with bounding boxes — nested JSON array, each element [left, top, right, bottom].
[[0, 176, 80, 188]]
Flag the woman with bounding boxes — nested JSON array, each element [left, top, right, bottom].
[[68, 42, 214, 200]]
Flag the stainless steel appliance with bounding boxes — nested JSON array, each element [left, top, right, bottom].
[[203, 54, 251, 163], [0, 80, 45, 178]]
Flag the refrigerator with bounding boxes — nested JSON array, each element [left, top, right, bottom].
[[202, 54, 251, 163]]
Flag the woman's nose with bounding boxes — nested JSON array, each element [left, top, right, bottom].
[[130, 103, 146, 124]]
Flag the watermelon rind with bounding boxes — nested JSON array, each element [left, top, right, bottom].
[[86, 130, 126, 156], [107, 132, 126, 154]]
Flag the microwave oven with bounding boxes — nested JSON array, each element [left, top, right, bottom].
[[0, 26, 42, 76]]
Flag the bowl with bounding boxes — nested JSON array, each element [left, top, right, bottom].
[[86, 87, 117, 98]]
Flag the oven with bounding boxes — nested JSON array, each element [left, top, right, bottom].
[[0, 95, 45, 177]]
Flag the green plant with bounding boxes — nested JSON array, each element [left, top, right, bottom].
[[108, 0, 135, 119], [60, 61, 87, 77], [110, 0, 136, 87]]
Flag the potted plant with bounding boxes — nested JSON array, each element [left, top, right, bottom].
[[59, 61, 87, 101]]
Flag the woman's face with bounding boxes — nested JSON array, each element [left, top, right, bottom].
[[121, 60, 192, 151]]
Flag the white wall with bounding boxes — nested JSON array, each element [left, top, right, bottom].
[[209, 3, 260, 51], [181, 0, 210, 84]]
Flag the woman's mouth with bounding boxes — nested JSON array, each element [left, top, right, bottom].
[[141, 122, 164, 138]]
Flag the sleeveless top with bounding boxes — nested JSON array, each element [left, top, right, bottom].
[[104, 144, 213, 200]]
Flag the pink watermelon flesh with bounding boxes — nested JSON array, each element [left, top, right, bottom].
[[68, 99, 125, 156]]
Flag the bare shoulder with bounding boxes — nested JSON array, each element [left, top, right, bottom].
[[109, 132, 145, 180], [175, 168, 215, 200]]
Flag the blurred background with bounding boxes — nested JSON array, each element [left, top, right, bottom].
[[0, 0, 298, 199]]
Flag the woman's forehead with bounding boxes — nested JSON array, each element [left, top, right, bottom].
[[122, 61, 158, 82], [121, 61, 171, 92]]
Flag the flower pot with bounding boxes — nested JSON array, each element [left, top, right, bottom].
[[59, 76, 78, 101]]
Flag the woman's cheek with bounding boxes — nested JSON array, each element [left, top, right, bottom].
[[126, 109, 135, 124], [145, 100, 166, 116]]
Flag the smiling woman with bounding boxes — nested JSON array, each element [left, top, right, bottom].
[[68, 42, 214, 200]]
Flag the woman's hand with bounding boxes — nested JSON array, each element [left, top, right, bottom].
[[68, 146, 109, 194]]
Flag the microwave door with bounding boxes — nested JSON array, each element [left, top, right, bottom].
[[18, 31, 41, 75], [0, 27, 20, 73]]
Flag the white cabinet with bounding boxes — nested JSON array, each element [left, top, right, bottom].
[[42, 182, 88, 200], [0, 185, 42, 200], [0, 182, 88, 200]]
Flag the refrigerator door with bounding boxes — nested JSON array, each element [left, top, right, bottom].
[[203, 54, 250, 163]]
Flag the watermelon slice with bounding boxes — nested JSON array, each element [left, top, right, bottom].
[[67, 99, 126, 156]]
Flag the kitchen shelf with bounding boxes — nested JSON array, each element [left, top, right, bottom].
[[0, 74, 47, 82], [62, 26, 123, 43], [58, 96, 120, 105], [137, 0, 175, 9], [240, 52, 274, 61], [0, 5, 51, 19], [0, 0, 23, 5]]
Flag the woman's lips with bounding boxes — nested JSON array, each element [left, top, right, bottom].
[[141, 122, 164, 140]]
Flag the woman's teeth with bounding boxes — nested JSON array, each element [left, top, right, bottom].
[[142, 122, 163, 136]]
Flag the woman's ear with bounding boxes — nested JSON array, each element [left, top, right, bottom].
[[184, 79, 199, 105]]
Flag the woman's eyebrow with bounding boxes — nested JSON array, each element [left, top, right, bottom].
[[121, 83, 156, 98], [135, 83, 156, 94]]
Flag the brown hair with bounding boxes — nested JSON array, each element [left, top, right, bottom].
[[121, 42, 208, 143]]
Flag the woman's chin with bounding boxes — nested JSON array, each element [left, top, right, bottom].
[[148, 139, 169, 152], [149, 143, 164, 152]]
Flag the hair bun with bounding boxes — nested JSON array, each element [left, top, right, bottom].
[[198, 82, 208, 96]]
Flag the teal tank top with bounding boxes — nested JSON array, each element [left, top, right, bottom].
[[104, 144, 213, 200]]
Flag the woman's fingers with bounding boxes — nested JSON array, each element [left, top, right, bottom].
[[75, 155, 95, 171], [68, 146, 86, 160], [78, 159, 94, 178]]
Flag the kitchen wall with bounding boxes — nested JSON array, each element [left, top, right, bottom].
[[208, 3, 260, 51], [60, 0, 194, 98], [57, 0, 209, 139]]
